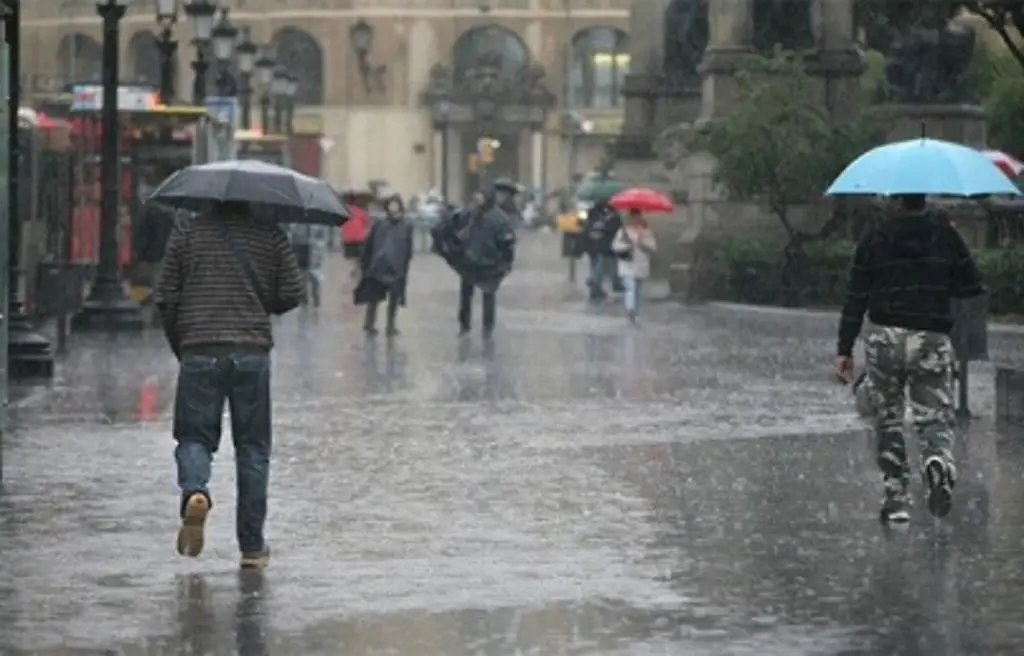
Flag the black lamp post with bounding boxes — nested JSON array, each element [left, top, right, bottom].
[[210, 7, 238, 97], [270, 64, 288, 134], [73, 0, 145, 331], [254, 45, 275, 132], [283, 73, 298, 134], [434, 97, 451, 201], [154, 0, 179, 104], [183, 0, 216, 105], [235, 27, 257, 130], [4, 0, 55, 378]]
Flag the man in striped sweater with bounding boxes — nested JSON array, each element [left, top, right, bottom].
[[153, 200, 304, 569]]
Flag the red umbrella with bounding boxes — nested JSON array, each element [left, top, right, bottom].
[[984, 149, 1024, 179], [608, 187, 674, 213]]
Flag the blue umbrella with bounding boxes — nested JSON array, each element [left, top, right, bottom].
[[825, 137, 1022, 197]]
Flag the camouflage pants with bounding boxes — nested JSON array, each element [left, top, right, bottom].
[[864, 326, 956, 476]]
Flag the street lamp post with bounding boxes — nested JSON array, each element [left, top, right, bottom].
[[235, 27, 257, 130], [210, 8, 238, 97], [254, 46, 275, 132], [284, 73, 298, 134], [73, 0, 145, 331], [155, 0, 179, 104], [4, 0, 55, 377], [183, 0, 216, 105], [270, 65, 288, 134], [435, 98, 451, 201]]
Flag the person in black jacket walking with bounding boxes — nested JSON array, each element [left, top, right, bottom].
[[583, 202, 622, 300], [834, 194, 985, 524]]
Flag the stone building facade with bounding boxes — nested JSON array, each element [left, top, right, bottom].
[[19, 0, 630, 199]]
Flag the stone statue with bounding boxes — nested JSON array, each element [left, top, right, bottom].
[[512, 64, 552, 103], [663, 0, 708, 81], [752, 0, 815, 53], [861, 1, 976, 103]]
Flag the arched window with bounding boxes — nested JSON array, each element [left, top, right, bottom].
[[568, 28, 629, 109], [57, 33, 103, 84], [271, 27, 324, 105], [452, 25, 529, 85], [127, 31, 165, 87]]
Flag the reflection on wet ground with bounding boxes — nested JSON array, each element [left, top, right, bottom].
[[2, 234, 1023, 654]]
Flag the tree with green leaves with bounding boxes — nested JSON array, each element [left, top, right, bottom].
[[691, 51, 892, 301]]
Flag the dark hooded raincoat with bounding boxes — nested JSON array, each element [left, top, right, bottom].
[[431, 186, 516, 293], [354, 210, 414, 306]]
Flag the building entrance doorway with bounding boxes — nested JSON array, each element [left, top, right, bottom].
[[462, 131, 519, 196]]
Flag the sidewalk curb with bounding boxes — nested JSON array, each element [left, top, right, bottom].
[[707, 301, 1024, 336]]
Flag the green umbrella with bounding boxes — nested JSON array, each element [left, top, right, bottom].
[[575, 177, 627, 204]]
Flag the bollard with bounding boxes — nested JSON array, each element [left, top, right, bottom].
[[950, 294, 988, 420], [137, 376, 159, 422]]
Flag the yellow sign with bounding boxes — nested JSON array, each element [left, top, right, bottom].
[[556, 211, 583, 233]]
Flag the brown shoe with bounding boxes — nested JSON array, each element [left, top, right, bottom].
[[240, 549, 270, 570], [176, 493, 210, 557]]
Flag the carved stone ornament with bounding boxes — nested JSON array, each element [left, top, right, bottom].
[[421, 53, 555, 126], [653, 122, 694, 172], [860, 1, 976, 103]]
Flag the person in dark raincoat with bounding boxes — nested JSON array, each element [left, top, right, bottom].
[[494, 177, 522, 228], [583, 201, 623, 300], [432, 184, 516, 338], [355, 195, 414, 336]]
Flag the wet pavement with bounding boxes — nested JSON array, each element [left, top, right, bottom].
[[3, 232, 1024, 655]]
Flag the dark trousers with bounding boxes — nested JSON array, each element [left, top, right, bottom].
[[458, 278, 496, 332], [173, 346, 272, 554], [364, 293, 400, 331]]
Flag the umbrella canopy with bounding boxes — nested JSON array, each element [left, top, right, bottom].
[[826, 138, 1022, 197], [983, 149, 1024, 179], [575, 177, 627, 204], [609, 187, 675, 213], [493, 177, 519, 194], [148, 159, 350, 226]]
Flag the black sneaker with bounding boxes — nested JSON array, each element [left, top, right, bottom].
[[458, 326, 471, 337], [923, 456, 956, 518], [879, 475, 911, 523], [364, 326, 378, 336]]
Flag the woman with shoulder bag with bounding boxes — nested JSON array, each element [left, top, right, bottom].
[[611, 210, 657, 324]]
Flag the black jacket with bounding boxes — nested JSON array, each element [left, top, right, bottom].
[[583, 204, 622, 255], [837, 209, 985, 356]]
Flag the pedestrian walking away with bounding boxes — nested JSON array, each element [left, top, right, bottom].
[[834, 193, 985, 524], [355, 194, 414, 336], [289, 223, 329, 307], [341, 190, 372, 280], [612, 209, 657, 323], [153, 199, 304, 569]]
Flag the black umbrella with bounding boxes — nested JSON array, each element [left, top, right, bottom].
[[148, 159, 350, 226], [493, 177, 518, 194]]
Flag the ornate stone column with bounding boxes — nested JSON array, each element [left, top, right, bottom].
[[808, 0, 865, 122], [616, 0, 672, 155], [697, 0, 753, 122]]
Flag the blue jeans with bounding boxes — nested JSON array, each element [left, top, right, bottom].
[[587, 252, 615, 296], [624, 275, 644, 317], [173, 348, 272, 554]]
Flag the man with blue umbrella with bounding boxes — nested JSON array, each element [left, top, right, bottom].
[[828, 136, 1013, 524]]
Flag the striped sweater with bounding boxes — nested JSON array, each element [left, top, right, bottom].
[[153, 213, 304, 353]]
